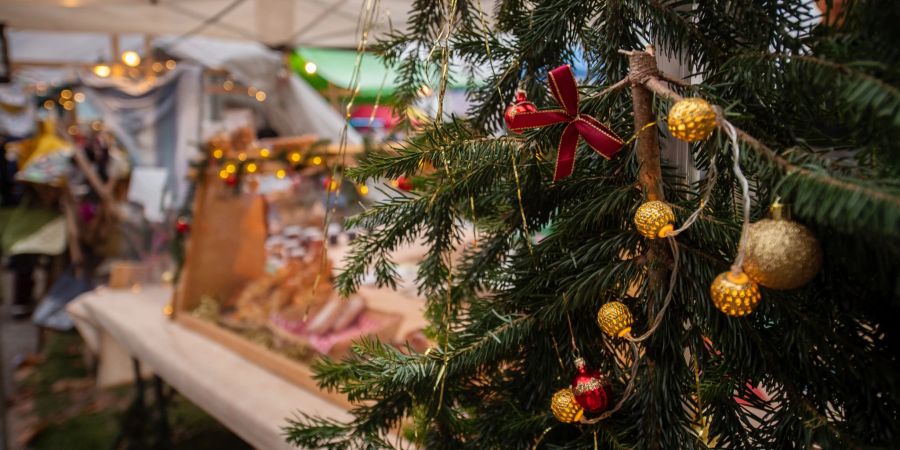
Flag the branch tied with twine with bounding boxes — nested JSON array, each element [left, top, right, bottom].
[[574, 46, 758, 425]]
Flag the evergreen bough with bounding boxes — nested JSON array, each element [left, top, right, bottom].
[[286, 1, 900, 448]]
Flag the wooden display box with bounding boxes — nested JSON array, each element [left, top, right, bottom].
[[173, 164, 424, 409]]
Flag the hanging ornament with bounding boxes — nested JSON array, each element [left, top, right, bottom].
[[667, 98, 717, 142], [634, 200, 675, 239], [596, 301, 633, 338], [570, 358, 611, 413], [225, 174, 238, 186], [742, 202, 822, 290], [175, 217, 191, 234], [396, 176, 413, 192], [506, 65, 624, 180], [503, 89, 537, 133], [550, 387, 584, 423], [710, 270, 761, 317]]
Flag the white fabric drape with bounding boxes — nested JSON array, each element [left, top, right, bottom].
[[79, 64, 202, 203]]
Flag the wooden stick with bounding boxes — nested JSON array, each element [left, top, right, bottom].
[[628, 49, 665, 202]]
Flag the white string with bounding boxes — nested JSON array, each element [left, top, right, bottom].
[[668, 155, 718, 237], [625, 237, 680, 343], [580, 340, 641, 424], [721, 119, 753, 272]]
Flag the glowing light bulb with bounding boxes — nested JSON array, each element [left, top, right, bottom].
[[43, 100, 55, 110], [165, 59, 177, 70], [121, 51, 141, 67], [312, 156, 322, 165], [238, 153, 247, 161], [259, 148, 270, 158], [304, 62, 317, 75], [73, 92, 85, 103], [219, 170, 229, 179], [246, 162, 258, 173], [358, 185, 369, 195], [225, 163, 237, 174], [60, 89, 73, 99], [212, 149, 224, 159], [289, 152, 301, 163], [93, 64, 111, 77], [255, 91, 267, 102], [276, 169, 287, 179]]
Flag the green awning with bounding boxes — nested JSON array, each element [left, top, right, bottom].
[[291, 48, 475, 104]]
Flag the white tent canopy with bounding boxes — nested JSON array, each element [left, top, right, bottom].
[[0, 0, 411, 48]]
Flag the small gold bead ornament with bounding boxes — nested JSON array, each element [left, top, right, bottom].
[[597, 301, 634, 338], [550, 388, 584, 423], [667, 97, 717, 142], [742, 202, 823, 290], [634, 201, 675, 239], [710, 270, 761, 317]]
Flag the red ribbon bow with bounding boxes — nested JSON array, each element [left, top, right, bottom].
[[507, 65, 624, 180]]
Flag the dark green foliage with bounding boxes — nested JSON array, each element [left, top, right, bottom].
[[287, 1, 900, 449]]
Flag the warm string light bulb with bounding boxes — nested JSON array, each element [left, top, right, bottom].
[[259, 148, 270, 158], [276, 169, 287, 179], [93, 64, 111, 78], [304, 61, 317, 74], [311, 156, 322, 165], [121, 51, 141, 67], [212, 149, 224, 159], [289, 152, 302, 163]]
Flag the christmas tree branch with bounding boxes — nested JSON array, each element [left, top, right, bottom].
[[638, 65, 900, 210]]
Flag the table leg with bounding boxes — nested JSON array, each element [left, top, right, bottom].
[[111, 358, 147, 450], [153, 375, 172, 449]]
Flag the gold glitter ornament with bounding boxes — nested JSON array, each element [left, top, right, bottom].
[[550, 388, 584, 423], [742, 203, 822, 290], [597, 301, 634, 338], [710, 270, 761, 317], [634, 201, 675, 239], [667, 98, 717, 142]]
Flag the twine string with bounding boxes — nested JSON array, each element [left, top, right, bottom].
[[721, 119, 752, 272]]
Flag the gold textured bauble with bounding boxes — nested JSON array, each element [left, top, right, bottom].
[[597, 301, 634, 338], [550, 388, 584, 423], [667, 98, 717, 142], [742, 217, 822, 290], [710, 271, 761, 317], [634, 201, 676, 239]]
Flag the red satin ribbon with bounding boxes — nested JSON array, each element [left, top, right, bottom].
[[507, 65, 624, 180]]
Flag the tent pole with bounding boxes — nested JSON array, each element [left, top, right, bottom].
[[111, 34, 120, 62]]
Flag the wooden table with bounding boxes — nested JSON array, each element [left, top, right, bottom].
[[67, 285, 350, 450]]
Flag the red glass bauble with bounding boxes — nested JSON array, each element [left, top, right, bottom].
[[175, 218, 190, 234], [570, 358, 611, 413], [225, 174, 238, 186], [504, 89, 537, 133], [396, 176, 413, 191]]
